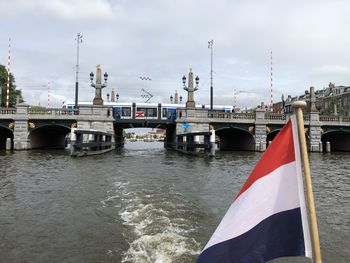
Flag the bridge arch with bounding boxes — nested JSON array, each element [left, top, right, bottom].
[[215, 127, 255, 151], [29, 124, 71, 149], [0, 126, 13, 150], [321, 129, 350, 152], [266, 129, 281, 146]]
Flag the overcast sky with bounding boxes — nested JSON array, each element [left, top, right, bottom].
[[1, 0, 349, 108]]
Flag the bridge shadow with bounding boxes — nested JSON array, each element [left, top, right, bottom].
[[322, 130, 350, 152], [0, 126, 13, 150], [216, 128, 255, 151], [266, 129, 280, 147], [29, 125, 71, 149]]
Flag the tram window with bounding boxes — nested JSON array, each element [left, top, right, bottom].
[[137, 107, 157, 117], [122, 107, 131, 117], [162, 108, 168, 118]]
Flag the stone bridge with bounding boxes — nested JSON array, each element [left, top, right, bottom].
[[175, 108, 350, 152], [0, 104, 114, 150], [2, 104, 350, 152]]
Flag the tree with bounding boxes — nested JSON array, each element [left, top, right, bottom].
[[322, 97, 346, 117], [0, 64, 23, 107]]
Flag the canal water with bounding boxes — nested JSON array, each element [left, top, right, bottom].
[[0, 142, 349, 263]]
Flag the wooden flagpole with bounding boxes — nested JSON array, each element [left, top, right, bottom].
[[292, 101, 322, 263]]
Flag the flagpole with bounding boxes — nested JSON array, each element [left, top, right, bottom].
[[292, 101, 322, 263]]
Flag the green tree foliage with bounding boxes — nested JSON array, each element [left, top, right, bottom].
[[0, 64, 23, 107], [322, 97, 346, 117]]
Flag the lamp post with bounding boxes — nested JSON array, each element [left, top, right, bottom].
[[182, 68, 199, 109], [75, 33, 83, 109], [170, 95, 173, 103], [116, 93, 119, 102], [90, 65, 108, 105], [208, 40, 214, 111]]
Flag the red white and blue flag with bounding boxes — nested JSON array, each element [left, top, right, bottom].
[[197, 115, 312, 263]]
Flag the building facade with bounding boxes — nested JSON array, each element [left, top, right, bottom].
[[274, 83, 350, 116]]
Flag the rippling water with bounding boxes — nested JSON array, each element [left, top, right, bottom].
[[0, 142, 349, 262]]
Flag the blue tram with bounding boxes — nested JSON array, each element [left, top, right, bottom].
[[62, 101, 233, 121]]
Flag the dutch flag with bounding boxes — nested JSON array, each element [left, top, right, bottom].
[[197, 115, 312, 263]]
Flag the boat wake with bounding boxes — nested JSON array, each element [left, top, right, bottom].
[[101, 181, 201, 262]]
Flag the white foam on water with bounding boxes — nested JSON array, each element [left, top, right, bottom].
[[113, 181, 130, 188], [103, 181, 201, 262], [117, 191, 201, 262], [100, 181, 130, 207], [100, 194, 120, 207], [121, 231, 201, 263]]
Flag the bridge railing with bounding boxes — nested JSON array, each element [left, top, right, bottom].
[[208, 112, 255, 119], [0, 108, 16, 114], [28, 108, 80, 115], [264, 113, 286, 120], [320, 115, 350, 123]]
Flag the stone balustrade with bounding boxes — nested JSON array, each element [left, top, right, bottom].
[[264, 113, 286, 120], [27, 108, 80, 116], [0, 108, 16, 114], [208, 112, 255, 120], [319, 115, 350, 123]]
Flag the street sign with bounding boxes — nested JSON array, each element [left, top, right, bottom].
[[183, 122, 190, 129]]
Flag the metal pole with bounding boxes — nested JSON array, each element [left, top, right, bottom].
[[47, 81, 50, 108], [208, 40, 214, 111], [292, 101, 322, 263], [6, 37, 11, 109], [75, 33, 82, 109]]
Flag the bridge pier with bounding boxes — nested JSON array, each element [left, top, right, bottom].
[[76, 107, 115, 149], [254, 109, 267, 152], [13, 120, 30, 150], [175, 109, 210, 152], [164, 126, 176, 149], [6, 138, 11, 150], [13, 104, 31, 150], [308, 111, 322, 152]]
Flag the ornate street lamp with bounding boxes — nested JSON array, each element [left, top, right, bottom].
[[116, 93, 119, 102], [90, 71, 94, 82], [182, 68, 199, 109], [90, 65, 108, 105], [170, 95, 173, 103], [182, 75, 186, 86]]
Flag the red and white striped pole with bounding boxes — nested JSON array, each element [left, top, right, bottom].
[[47, 81, 50, 108], [6, 37, 11, 109], [270, 50, 273, 112], [233, 88, 236, 110]]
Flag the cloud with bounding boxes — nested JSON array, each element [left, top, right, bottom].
[[43, 0, 115, 21], [0, 0, 115, 21], [313, 65, 350, 75], [1, 0, 349, 107], [36, 91, 67, 107]]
